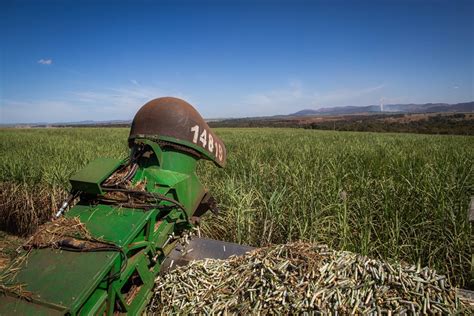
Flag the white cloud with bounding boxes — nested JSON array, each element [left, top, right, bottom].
[[242, 81, 386, 115], [1, 79, 388, 123], [317, 84, 385, 104], [0, 83, 191, 124], [38, 58, 53, 65], [1, 99, 85, 123]]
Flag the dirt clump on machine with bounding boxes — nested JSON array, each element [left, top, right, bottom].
[[148, 242, 469, 314]]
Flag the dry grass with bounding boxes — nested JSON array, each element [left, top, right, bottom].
[[0, 232, 24, 271], [0, 253, 32, 300], [0, 182, 67, 236], [23, 217, 92, 250]]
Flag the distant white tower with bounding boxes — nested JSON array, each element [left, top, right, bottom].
[[380, 98, 384, 112]]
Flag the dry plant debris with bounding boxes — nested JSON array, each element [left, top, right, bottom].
[[148, 242, 468, 315], [0, 254, 32, 300], [1, 217, 98, 298], [0, 232, 25, 271], [0, 182, 67, 236], [23, 217, 92, 249]]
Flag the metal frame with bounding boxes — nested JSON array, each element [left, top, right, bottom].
[[0, 137, 209, 315]]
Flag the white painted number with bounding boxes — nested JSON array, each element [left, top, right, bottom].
[[190, 125, 199, 143], [190, 124, 223, 162], [199, 129, 207, 147], [208, 134, 214, 153], [218, 144, 223, 161]]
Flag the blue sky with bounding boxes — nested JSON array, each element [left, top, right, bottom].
[[1, 0, 473, 123]]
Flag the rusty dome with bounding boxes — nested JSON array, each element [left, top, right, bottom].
[[129, 97, 226, 167]]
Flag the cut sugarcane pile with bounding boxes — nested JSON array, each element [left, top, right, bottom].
[[148, 242, 468, 315]]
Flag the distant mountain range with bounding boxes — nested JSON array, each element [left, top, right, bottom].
[[2, 102, 472, 127], [288, 101, 474, 117]]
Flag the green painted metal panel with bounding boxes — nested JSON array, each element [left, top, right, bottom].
[[67, 204, 152, 247], [4, 249, 118, 313], [70, 158, 123, 195], [146, 169, 188, 187], [143, 167, 205, 217], [1, 131, 214, 315], [0, 295, 65, 315], [77, 289, 107, 315]]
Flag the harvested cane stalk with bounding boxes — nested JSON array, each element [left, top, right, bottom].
[[148, 242, 470, 315]]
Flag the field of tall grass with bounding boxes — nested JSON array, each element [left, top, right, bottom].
[[0, 128, 472, 287]]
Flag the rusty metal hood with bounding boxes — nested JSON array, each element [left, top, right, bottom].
[[129, 97, 226, 167]]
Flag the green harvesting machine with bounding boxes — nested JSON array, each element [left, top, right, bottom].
[[0, 97, 252, 315]]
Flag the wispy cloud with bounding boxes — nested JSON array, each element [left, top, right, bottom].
[[71, 86, 158, 118], [242, 81, 386, 115], [1, 99, 86, 123], [72, 84, 190, 114], [38, 58, 53, 65], [317, 84, 385, 104], [1, 79, 388, 123], [1, 83, 191, 124]]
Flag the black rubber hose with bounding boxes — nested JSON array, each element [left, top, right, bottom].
[[101, 187, 186, 213], [56, 243, 127, 282]]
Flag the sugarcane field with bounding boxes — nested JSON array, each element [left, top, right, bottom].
[[1, 121, 473, 314], [1, 0, 474, 315]]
